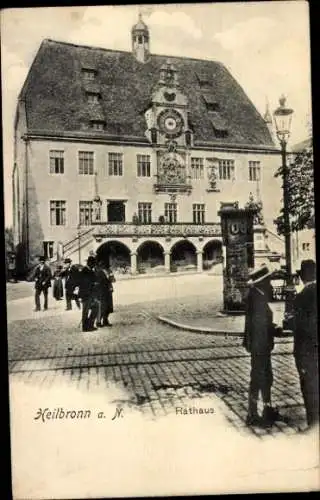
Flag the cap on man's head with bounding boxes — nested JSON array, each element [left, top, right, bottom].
[[39, 256, 45, 262], [247, 265, 272, 286], [64, 258, 72, 264], [299, 259, 316, 280]]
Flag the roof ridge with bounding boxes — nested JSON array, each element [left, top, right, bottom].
[[42, 37, 225, 66]]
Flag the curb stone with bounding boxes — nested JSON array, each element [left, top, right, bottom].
[[157, 315, 244, 336]]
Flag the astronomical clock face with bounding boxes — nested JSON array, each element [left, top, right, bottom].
[[157, 108, 184, 138]]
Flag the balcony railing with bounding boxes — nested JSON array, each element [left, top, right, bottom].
[[92, 222, 222, 238]]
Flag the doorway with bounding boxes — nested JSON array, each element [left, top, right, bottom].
[[107, 201, 126, 222]]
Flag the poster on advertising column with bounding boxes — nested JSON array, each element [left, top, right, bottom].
[[218, 202, 255, 312], [2, 2, 318, 500]]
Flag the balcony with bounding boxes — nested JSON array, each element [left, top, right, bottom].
[[91, 222, 222, 238]]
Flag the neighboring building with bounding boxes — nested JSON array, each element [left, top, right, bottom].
[[289, 137, 316, 271], [13, 15, 284, 275]]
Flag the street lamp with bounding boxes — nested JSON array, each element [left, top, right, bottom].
[[273, 95, 295, 325], [77, 223, 81, 264]]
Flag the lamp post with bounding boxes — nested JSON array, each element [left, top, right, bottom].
[[77, 223, 81, 264], [273, 95, 295, 322]]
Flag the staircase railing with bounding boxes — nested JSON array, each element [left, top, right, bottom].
[[62, 227, 95, 254]]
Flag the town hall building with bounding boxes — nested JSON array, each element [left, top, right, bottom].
[[13, 15, 284, 275]]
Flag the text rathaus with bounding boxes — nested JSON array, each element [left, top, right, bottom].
[[13, 14, 283, 275]]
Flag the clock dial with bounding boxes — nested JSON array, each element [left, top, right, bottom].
[[158, 109, 184, 138], [164, 117, 177, 131]]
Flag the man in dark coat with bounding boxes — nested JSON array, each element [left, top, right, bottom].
[[78, 256, 99, 332], [95, 260, 115, 327], [243, 266, 282, 427], [33, 256, 52, 311], [60, 258, 81, 310], [292, 259, 318, 428]]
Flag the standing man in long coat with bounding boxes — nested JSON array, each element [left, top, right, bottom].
[[292, 259, 318, 429], [95, 260, 115, 328], [78, 256, 99, 332], [61, 258, 81, 310], [33, 256, 52, 311], [243, 266, 282, 427]]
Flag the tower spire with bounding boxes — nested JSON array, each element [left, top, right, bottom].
[[263, 96, 272, 124], [263, 96, 275, 145], [131, 11, 150, 63]]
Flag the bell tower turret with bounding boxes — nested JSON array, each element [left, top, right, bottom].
[[131, 13, 150, 63]]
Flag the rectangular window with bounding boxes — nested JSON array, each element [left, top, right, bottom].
[[81, 69, 96, 81], [218, 159, 235, 180], [50, 201, 66, 226], [90, 121, 105, 131], [79, 201, 93, 225], [164, 203, 177, 223], [191, 157, 204, 179], [302, 242, 310, 251], [87, 92, 100, 103], [49, 150, 64, 174], [137, 154, 151, 177], [249, 161, 261, 181], [108, 152, 123, 176], [193, 204, 205, 224], [138, 202, 152, 223], [43, 241, 54, 259], [78, 151, 94, 175]]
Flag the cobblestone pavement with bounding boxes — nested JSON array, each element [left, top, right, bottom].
[[7, 280, 308, 439]]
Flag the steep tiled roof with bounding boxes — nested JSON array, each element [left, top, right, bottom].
[[19, 38, 274, 148]]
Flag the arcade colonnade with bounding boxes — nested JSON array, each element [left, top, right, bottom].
[[91, 236, 223, 274]]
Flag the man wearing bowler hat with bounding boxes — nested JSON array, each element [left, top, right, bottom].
[[60, 258, 81, 311], [243, 265, 282, 427], [33, 255, 52, 311], [292, 259, 318, 428]]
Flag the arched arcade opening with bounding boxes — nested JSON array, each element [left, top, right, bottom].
[[137, 241, 165, 273], [202, 240, 223, 270], [171, 240, 197, 272], [96, 241, 131, 272]]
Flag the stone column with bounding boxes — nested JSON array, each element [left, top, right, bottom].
[[196, 250, 203, 272], [164, 252, 171, 273], [130, 252, 137, 275]]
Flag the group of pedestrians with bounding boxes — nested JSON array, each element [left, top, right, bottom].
[[244, 259, 318, 431], [32, 254, 115, 332], [78, 255, 115, 332]]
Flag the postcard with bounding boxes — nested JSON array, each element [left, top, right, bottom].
[[2, 2, 319, 499]]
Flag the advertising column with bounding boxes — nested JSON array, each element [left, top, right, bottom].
[[218, 203, 255, 313]]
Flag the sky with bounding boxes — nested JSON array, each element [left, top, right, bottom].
[[1, 1, 312, 227]]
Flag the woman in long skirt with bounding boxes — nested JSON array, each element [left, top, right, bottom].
[[53, 265, 64, 300]]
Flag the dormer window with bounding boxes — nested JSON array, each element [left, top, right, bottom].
[[202, 94, 220, 112], [196, 72, 212, 87], [87, 92, 100, 104], [82, 68, 97, 81], [208, 111, 229, 138], [90, 120, 105, 131], [207, 102, 220, 112]]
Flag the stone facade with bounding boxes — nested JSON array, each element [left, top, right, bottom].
[[12, 16, 285, 274]]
